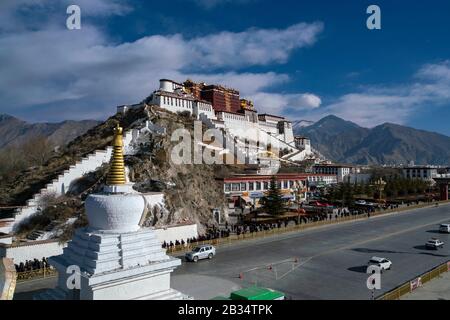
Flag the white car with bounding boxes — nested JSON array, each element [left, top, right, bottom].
[[185, 245, 216, 262], [368, 256, 392, 272], [426, 238, 444, 249], [439, 224, 450, 234]]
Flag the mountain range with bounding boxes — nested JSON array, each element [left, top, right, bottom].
[[294, 115, 450, 165], [0, 114, 99, 150], [1, 113, 449, 165]]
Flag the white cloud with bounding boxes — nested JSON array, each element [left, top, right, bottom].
[[0, 0, 132, 32], [187, 22, 323, 68], [249, 92, 322, 115], [0, 14, 323, 120], [300, 61, 450, 127], [295, 93, 322, 108]]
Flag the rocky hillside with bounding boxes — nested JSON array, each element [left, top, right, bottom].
[[0, 114, 99, 150], [0, 107, 146, 207], [295, 115, 450, 165], [124, 106, 230, 233], [4, 105, 238, 238]]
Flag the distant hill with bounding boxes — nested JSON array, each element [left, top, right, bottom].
[[291, 119, 315, 131], [0, 114, 99, 149], [295, 115, 450, 165]]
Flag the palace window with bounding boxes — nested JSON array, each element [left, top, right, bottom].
[[248, 182, 254, 191], [263, 181, 269, 190], [256, 182, 261, 190], [224, 184, 231, 192], [240, 183, 246, 191], [232, 183, 240, 191]]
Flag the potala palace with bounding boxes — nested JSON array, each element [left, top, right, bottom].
[[119, 79, 319, 164], [0, 78, 322, 269]]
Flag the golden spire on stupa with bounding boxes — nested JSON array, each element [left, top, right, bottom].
[[106, 124, 126, 185]]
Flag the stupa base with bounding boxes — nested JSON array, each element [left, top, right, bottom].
[[34, 228, 189, 300]]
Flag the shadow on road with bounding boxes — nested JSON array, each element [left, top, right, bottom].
[[348, 265, 368, 273], [413, 245, 449, 257], [414, 245, 435, 250], [426, 230, 441, 234], [352, 248, 407, 254]]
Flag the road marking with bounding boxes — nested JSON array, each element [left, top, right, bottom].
[[303, 215, 450, 265]]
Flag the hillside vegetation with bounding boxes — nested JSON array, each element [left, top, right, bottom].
[[4, 105, 239, 238]]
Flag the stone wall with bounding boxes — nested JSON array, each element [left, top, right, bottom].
[[0, 223, 198, 264]]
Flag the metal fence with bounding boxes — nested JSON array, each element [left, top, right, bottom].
[[16, 267, 57, 282], [378, 261, 450, 300]]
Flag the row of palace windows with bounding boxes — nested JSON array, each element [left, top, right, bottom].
[[163, 96, 193, 109], [223, 113, 246, 121], [162, 96, 214, 113], [314, 167, 339, 174], [224, 180, 305, 193]]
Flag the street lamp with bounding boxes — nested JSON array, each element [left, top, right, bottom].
[[294, 181, 305, 224], [374, 178, 387, 203]]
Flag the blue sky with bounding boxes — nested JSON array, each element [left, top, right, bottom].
[[1, 0, 449, 136]]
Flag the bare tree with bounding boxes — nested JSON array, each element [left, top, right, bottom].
[[22, 136, 54, 166]]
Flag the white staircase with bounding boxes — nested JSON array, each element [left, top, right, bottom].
[[8, 125, 155, 233], [9, 120, 169, 233]]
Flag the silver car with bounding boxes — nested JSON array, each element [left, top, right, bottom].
[[185, 245, 216, 262]]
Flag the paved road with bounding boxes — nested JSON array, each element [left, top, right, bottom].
[[14, 203, 450, 300], [171, 203, 450, 300]]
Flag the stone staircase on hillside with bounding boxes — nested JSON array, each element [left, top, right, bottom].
[[199, 114, 282, 175], [7, 122, 162, 233], [199, 114, 256, 164], [10, 146, 114, 232]]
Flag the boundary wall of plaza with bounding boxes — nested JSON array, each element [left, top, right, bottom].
[[1, 223, 198, 264], [166, 200, 450, 255], [13, 201, 450, 283], [378, 260, 450, 300]]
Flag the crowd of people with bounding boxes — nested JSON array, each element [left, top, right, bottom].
[[161, 226, 232, 249], [15, 257, 50, 273], [160, 200, 432, 251]]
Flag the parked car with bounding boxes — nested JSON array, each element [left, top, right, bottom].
[[185, 245, 216, 262], [439, 224, 450, 234], [426, 238, 444, 249], [367, 256, 392, 272]]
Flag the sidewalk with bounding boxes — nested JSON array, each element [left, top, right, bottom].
[[402, 272, 450, 300]]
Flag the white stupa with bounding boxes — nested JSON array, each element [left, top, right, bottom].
[[37, 125, 186, 300]]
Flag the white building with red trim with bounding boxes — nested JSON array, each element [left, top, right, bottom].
[[220, 173, 336, 208]]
